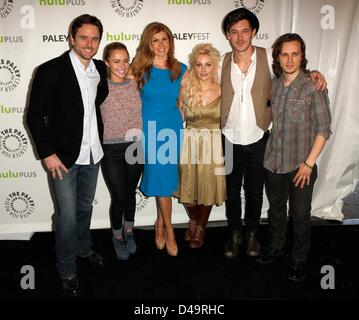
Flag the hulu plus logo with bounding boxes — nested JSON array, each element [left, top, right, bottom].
[[106, 32, 141, 42], [168, 0, 212, 4], [0, 170, 37, 179], [0, 104, 24, 114], [39, 0, 85, 6], [0, 35, 23, 44]]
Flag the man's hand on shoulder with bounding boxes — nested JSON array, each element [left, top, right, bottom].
[[310, 70, 327, 91]]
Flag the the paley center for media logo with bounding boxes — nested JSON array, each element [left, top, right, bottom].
[[0, 128, 28, 159], [0, 0, 14, 19], [0, 59, 20, 93], [4, 191, 35, 219], [136, 187, 148, 212], [235, 0, 265, 14], [111, 0, 144, 18]]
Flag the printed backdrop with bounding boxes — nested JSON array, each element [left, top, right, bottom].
[[1, 0, 358, 239]]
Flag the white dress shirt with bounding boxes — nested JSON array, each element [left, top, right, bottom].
[[221, 48, 273, 145], [69, 50, 103, 165]]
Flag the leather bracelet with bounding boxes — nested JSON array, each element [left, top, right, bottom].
[[304, 161, 313, 170]]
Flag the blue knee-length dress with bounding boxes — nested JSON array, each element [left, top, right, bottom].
[[140, 63, 186, 197]]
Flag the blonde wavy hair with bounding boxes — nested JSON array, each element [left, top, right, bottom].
[[131, 22, 182, 88], [183, 43, 221, 119]]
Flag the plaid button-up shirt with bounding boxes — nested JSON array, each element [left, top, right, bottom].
[[264, 70, 331, 174]]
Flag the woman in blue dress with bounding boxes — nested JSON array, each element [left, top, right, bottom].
[[131, 22, 188, 256]]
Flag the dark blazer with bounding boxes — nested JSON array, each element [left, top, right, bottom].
[[26, 50, 109, 168]]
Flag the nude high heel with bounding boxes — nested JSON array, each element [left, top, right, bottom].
[[164, 228, 178, 257], [155, 220, 165, 250]]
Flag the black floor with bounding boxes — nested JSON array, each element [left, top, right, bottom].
[[1, 223, 358, 302]]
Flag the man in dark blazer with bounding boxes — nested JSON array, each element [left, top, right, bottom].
[[26, 14, 108, 297]]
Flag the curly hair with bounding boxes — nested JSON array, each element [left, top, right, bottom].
[[183, 43, 221, 119], [131, 22, 181, 88], [272, 33, 308, 78]]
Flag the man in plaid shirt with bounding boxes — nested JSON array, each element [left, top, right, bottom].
[[256, 33, 332, 282]]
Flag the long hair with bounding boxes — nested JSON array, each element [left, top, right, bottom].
[[272, 33, 308, 78], [184, 43, 221, 119], [131, 22, 181, 88]]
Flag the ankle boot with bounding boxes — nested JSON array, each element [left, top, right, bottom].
[[184, 220, 197, 241], [189, 205, 212, 249], [198, 205, 212, 227], [184, 205, 199, 241], [189, 225, 205, 249]]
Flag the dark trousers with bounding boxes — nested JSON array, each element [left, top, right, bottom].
[[265, 166, 317, 262], [101, 142, 143, 230], [223, 133, 268, 235]]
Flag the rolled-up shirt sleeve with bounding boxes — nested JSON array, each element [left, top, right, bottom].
[[311, 89, 332, 140]]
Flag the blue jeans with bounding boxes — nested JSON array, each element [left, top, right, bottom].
[[51, 161, 100, 278]]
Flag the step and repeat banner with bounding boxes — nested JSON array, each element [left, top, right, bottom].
[[1, 0, 358, 239]]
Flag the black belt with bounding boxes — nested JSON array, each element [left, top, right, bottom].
[[262, 130, 270, 139]]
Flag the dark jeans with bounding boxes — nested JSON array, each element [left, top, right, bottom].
[[52, 160, 100, 279], [101, 142, 143, 231], [265, 166, 317, 262], [223, 133, 268, 235]]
